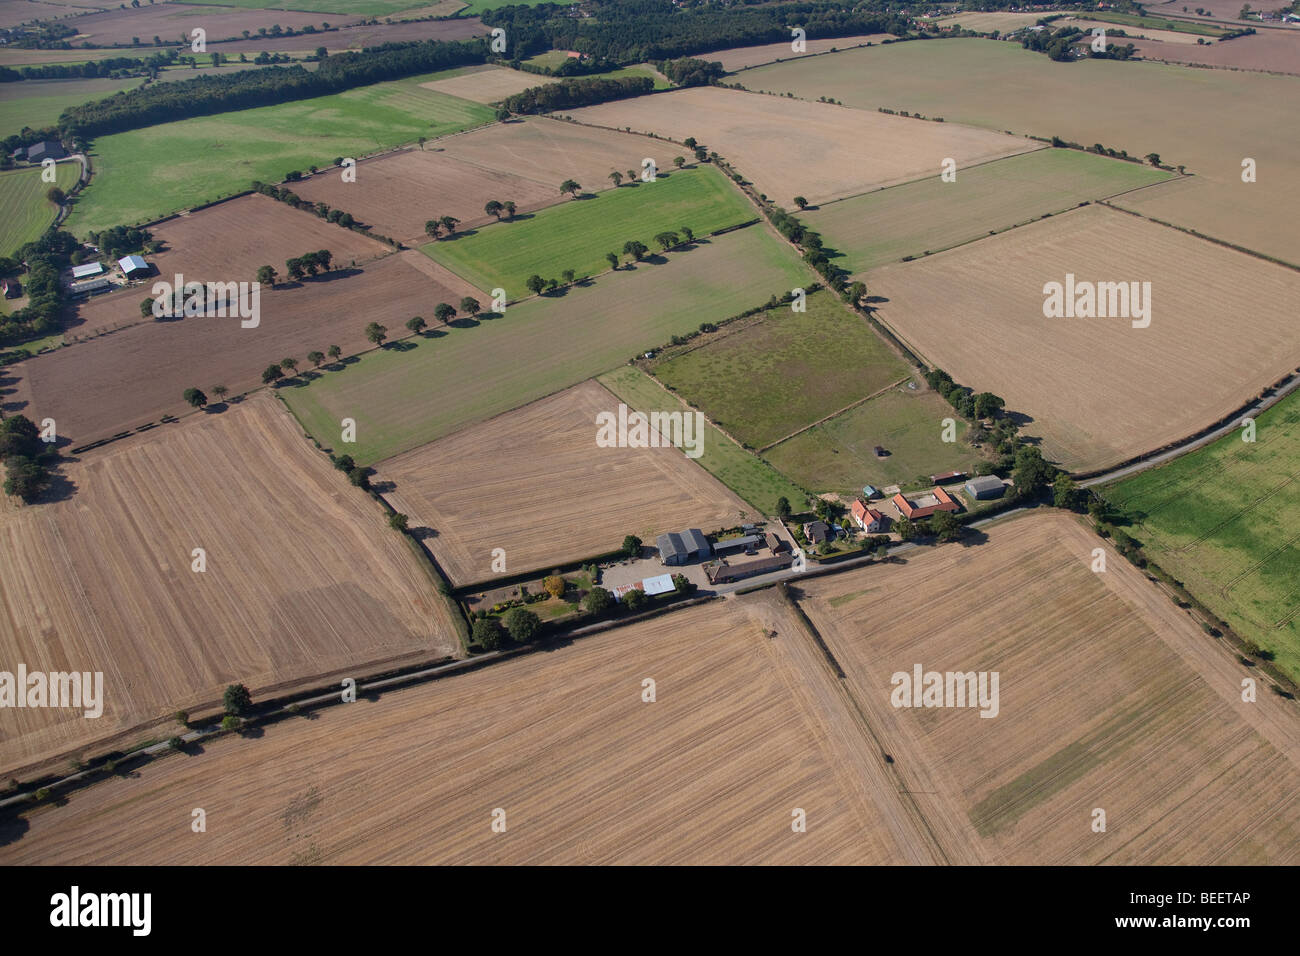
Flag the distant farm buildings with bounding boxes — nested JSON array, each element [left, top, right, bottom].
[[893, 487, 959, 520], [656, 528, 711, 565], [965, 475, 1007, 500]]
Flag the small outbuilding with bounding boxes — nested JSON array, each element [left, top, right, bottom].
[[118, 254, 150, 278], [71, 261, 105, 280], [965, 475, 1007, 500]]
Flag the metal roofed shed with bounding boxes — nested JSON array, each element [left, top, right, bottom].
[[712, 534, 761, 554], [71, 262, 105, 280], [641, 574, 676, 596], [965, 475, 1007, 500], [656, 528, 711, 565], [118, 254, 150, 277]]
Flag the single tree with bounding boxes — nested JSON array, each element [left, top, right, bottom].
[[439, 215, 460, 235], [140, 297, 156, 318], [327, 344, 342, 361], [182, 387, 207, 408], [525, 274, 546, 296], [388, 512, 409, 532], [583, 586, 613, 615], [776, 496, 791, 517], [608, 170, 623, 187], [605, 251, 620, 271], [562, 269, 576, 284], [673, 156, 685, 168], [223, 683, 252, 716], [485, 199, 504, 219], [433, 302, 456, 324], [1053, 474, 1080, 511], [307, 350, 324, 368], [46, 186, 65, 204], [280, 357, 298, 374], [212, 385, 228, 401], [654, 231, 679, 252], [459, 296, 481, 316], [472, 616, 502, 650], [256, 264, 277, 286], [793, 195, 809, 209], [683, 136, 697, 149], [504, 607, 542, 643], [503, 200, 517, 219], [623, 588, 648, 612], [680, 225, 694, 243], [406, 316, 427, 335], [543, 574, 566, 599], [621, 534, 642, 557], [261, 364, 284, 385], [560, 179, 581, 197], [425, 219, 441, 239], [930, 511, 961, 542], [364, 322, 388, 346], [623, 239, 647, 262]]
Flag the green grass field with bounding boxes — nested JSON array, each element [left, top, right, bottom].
[[282, 223, 812, 464], [1103, 390, 1300, 683], [598, 365, 809, 514], [648, 289, 908, 450], [807, 147, 1172, 274], [422, 166, 751, 296], [0, 162, 81, 257], [66, 68, 494, 236], [766, 385, 981, 495], [0, 77, 145, 136]]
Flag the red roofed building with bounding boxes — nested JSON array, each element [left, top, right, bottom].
[[850, 498, 887, 533], [892, 487, 959, 520]]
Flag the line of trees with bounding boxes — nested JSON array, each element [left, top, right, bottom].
[[0, 415, 53, 502], [501, 74, 654, 114]]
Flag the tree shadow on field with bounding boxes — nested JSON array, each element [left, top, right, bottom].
[[0, 813, 29, 846], [438, 228, 480, 242], [956, 528, 990, 549], [38, 465, 79, 504], [643, 253, 669, 266], [203, 400, 231, 413], [411, 526, 439, 540], [573, 192, 598, 200], [370, 479, 396, 494], [503, 212, 536, 223], [387, 339, 417, 352], [864, 294, 889, 306], [1005, 410, 1036, 428], [448, 316, 480, 329]]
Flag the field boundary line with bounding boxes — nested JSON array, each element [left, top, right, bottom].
[[811, 148, 1052, 211], [758, 376, 911, 453], [1098, 199, 1300, 273]]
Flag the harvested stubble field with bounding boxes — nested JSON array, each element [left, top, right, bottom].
[[806, 147, 1171, 274], [565, 85, 1039, 208], [54, 4, 358, 47], [420, 63, 558, 103], [0, 394, 459, 779], [741, 38, 1300, 265], [0, 0, 107, 29], [598, 365, 809, 514], [868, 204, 1300, 472], [9, 250, 480, 442], [205, 16, 482, 55], [1126, 31, 1300, 74], [648, 289, 909, 450], [283, 223, 813, 465], [709, 33, 891, 72], [424, 165, 755, 297], [1104, 387, 1300, 683], [927, 11, 1047, 32], [376, 380, 755, 585], [0, 161, 81, 258], [289, 117, 665, 244], [796, 511, 1300, 864], [765, 385, 979, 495], [0, 599, 911, 864], [63, 193, 391, 337], [66, 69, 495, 237]]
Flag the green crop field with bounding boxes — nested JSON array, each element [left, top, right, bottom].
[[741, 38, 1300, 266], [765, 385, 981, 495], [66, 68, 494, 236], [282, 223, 812, 464], [1102, 390, 1300, 683], [1081, 11, 1229, 36], [0, 77, 145, 135], [599, 365, 810, 514], [648, 289, 908, 450], [0, 162, 81, 257], [807, 147, 1172, 274], [422, 166, 752, 296]]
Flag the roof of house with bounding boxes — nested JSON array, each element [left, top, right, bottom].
[[803, 519, 830, 542], [893, 487, 959, 519], [705, 552, 795, 584], [851, 499, 884, 524], [118, 254, 149, 273], [71, 262, 104, 279]]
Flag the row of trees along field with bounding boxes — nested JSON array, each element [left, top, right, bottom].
[[55, 37, 489, 140], [501, 74, 654, 114], [482, 0, 909, 63]]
